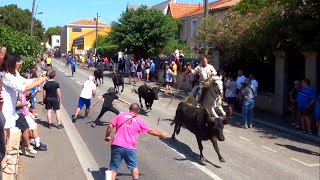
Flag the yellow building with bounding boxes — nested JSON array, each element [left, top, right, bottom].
[[73, 26, 111, 55], [60, 18, 110, 55]]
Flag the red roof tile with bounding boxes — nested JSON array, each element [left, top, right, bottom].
[[168, 3, 203, 18], [181, 0, 240, 18], [68, 19, 109, 27]]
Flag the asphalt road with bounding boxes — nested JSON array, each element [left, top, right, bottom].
[[51, 59, 320, 180]]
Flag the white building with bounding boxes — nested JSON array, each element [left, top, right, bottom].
[[51, 35, 61, 48]]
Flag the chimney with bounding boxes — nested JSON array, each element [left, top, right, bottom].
[[170, 0, 176, 4]]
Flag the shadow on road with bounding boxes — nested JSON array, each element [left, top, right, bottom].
[[160, 138, 221, 168], [275, 143, 320, 156]]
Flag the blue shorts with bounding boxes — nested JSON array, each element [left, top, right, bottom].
[[109, 145, 137, 171], [137, 72, 142, 77], [173, 75, 177, 82], [77, 97, 91, 109]]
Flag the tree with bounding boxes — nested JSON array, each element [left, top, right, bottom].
[[0, 4, 45, 41], [197, 0, 320, 63], [109, 6, 178, 58], [93, 35, 118, 59], [0, 24, 42, 72], [45, 26, 62, 45]]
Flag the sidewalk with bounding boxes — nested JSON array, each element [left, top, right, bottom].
[[18, 95, 86, 180]]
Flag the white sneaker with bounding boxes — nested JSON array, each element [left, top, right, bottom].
[[27, 147, 37, 154]]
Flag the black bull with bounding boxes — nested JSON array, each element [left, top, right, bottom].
[[112, 73, 124, 93], [137, 84, 160, 110], [171, 102, 227, 162], [94, 68, 104, 85]]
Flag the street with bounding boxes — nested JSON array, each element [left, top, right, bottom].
[[48, 58, 319, 180]]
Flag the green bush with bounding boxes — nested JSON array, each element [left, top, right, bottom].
[[0, 24, 42, 72]]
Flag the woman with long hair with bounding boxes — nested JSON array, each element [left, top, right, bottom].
[[1, 54, 46, 174]]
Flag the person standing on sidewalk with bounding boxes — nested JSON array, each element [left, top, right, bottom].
[[297, 78, 316, 134], [240, 78, 256, 129], [129, 60, 137, 84], [164, 66, 173, 94], [225, 74, 237, 118], [43, 70, 64, 129], [136, 60, 143, 81], [105, 103, 169, 180], [289, 80, 301, 128], [46, 55, 53, 70], [149, 60, 156, 82], [71, 56, 76, 77], [72, 75, 97, 123], [91, 87, 130, 128], [315, 91, 320, 136]]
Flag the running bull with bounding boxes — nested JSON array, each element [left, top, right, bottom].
[[171, 102, 227, 162]]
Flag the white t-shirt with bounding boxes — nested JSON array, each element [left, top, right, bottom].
[[175, 49, 179, 58], [251, 79, 259, 96], [236, 75, 246, 90], [80, 80, 96, 99], [192, 64, 217, 82]]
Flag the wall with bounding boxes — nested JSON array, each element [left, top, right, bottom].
[[68, 27, 96, 53], [180, 14, 204, 48], [51, 35, 61, 48]]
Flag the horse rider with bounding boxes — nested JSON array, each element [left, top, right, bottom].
[[188, 57, 217, 103]]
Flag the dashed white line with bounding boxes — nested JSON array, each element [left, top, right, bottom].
[[223, 130, 231, 133], [65, 72, 68, 76], [262, 146, 277, 153], [169, 107, 175, 110], [290, 158, 320, 167], [239, 136, 251, 141], [71, 77, 74, 80], [161, 142, 223, 180], [76, 81, 83, 85]]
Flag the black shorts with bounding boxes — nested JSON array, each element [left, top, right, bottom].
[[130, 72, 136, 77], [165, 81, 173, 86], [47, 64, 51, 67], [300, 108, 313, 116], [16, 114, 29, 132], [45, 97, 60, 110]]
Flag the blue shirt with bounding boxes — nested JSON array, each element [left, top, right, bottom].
[[150, 63, 155, 72], [297, 87, 316, 109], [165, 70, 173, 82], [67, 55, 73, 63], [71, 60, 76, 68], [130, 64, 136, 72], [316, 95, 320, 118], [29, 88, 37, 97]]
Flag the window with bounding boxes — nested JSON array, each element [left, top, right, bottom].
[[56, 40, 60, 43], [72, 28, 82, 32], [191, 20, 197, 37]]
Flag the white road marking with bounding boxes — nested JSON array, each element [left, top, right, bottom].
[[76, 81, 83, 85], [160, 103, 166, 106], [161, 142, 224, 180], [262, 146, 277, 153], [71, 77, 74, 80], [239, 136, 251, 141], [59, 104, 102, 180], [65, 72, 68, 76], [169, 107, 175, 110], [290, 158, 320, 167], [223, 130, 231, 133]]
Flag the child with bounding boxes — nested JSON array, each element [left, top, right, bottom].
[[29, 87, 38, 117]]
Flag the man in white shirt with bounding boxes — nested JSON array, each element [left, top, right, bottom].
[[249, 74, 258, 97], [174, 48, 180, 60], [72, 75, 96, 122], [188, 57, 217, 103], [236, 69, 246, 94]]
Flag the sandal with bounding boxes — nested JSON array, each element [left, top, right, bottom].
[[2, 165, 16, 175]]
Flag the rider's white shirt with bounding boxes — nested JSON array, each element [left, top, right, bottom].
[[80, 80, 96, 99], [192, 64, 217, 82]]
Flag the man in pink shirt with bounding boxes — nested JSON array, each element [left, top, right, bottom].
[[105, 103, 169, 180]]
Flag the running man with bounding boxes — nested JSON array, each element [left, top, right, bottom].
[[91, 87, 130, 128], [105, 103, 169, 180], [71, 56, 76, 77], [72, 75, 96, 123], [46, 55, 52, 70]]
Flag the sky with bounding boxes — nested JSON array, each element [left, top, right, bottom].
[[0, 0, 204, 29]]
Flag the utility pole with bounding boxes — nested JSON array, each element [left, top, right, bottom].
[[30, 0, 36, 37], [203, 0, 209, 56], [95, 12, 98, 57]]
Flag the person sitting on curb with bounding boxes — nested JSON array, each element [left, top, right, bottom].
[[72, 75, 96, 123], [105, 103, 169, 180], [91, 87, 130, 128]]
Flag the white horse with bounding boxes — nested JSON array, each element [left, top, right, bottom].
[[186, 76, 226, 118]]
